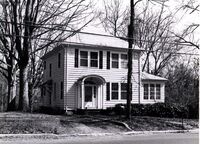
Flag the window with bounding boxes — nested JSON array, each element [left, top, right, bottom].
[[58, 53, 61, 68], [121, 83, 127, 100], [150, 84, 155, 99], [121, 54, 128, 69], [60, 81, 63, 99], [90, 52, 98, 67], [112, 83, 118, 100], [143, 83, 161, 100], [143, 84, 148, 99], [54, 83, 56, 100], [80, 51, 88, 67], [156, 84, 161, 99], [49, 64, 52, 77], [44, 61, 46, 70], [112, 53, 119, 68]]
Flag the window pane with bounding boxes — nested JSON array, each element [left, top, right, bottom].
[[112, 92, 118, 99], [112, 61, 119, 68], [156, 84, 161, 99], [112, 54, 119, 60], [144, 84, 148, 99], [121, 92, 127, 99], [80, 51, 88, 58], [112, 83, 118, 100], [91, 52, 98, 59], [150, 84, 155, 99], [80, 59, 88, 66], [90, 60, 98, 67], [121, 54, 127, 60], [121, 83, 127, 90], [112, 83, 118, 90]]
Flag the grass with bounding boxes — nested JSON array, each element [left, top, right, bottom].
[[0, 112, 198, 134], [0, 112, 127, 134]]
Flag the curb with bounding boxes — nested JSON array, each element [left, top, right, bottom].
[[0, 129, 198, 140]]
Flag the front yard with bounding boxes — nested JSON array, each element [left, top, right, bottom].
[[0, 112, 198, 134]]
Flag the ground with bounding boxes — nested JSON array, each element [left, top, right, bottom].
[[0, 112, 198, 134]]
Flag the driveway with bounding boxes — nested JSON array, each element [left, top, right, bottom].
[[0, 133, 198, 144]]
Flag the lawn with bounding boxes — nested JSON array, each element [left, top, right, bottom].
[[0, 112, 127, 134], [0, 112, 198, 134]]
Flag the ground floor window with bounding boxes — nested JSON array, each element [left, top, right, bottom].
[[106, 82, 129, 100], [143, 83, 161, 100]]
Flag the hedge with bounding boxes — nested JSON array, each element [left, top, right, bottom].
[[104, 103, 193, 118]]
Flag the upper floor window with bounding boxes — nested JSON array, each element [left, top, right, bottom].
[[58, 53, 61, 68], [44, 61, 46, 70], [49, 64, 52, 77], [80, 51, 88, 67], [121, 54, 128, 69], [112, 53, 119, 68], [90, 52, 98, 67]]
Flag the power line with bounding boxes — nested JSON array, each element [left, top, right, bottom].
[[0, 33, 198, 56], [0, 20, 198, 47]]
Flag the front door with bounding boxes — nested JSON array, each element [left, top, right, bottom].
[[84, 85, 97, 108]]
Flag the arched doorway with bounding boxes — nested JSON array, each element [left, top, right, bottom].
[[77, 75, 105, 109]]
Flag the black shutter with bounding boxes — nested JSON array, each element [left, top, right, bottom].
[[99, 51, 103, 69], [106, 82, 110, 101], [107, 51, 110, 69], [75, 49, 79, 67]]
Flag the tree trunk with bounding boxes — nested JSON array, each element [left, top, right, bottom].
[[18, 66, 29, 111]]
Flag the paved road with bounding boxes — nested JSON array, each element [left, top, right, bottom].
[[0, 133, 198, 144]]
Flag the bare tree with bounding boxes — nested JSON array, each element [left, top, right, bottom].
[[99, 0, 129, 37], [0, 0, 94, 111]]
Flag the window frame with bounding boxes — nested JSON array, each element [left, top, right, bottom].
[[121, 54, 128, 69], [90, 51, 98, 68], [111, 83, 119, 100], [143, 83, 162, 100], [111, 53, 119, 69], [120, 83, 127, 100], [79, 50, 99, 68]]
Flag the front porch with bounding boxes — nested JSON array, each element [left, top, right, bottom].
[[77, 75, 106, 110]]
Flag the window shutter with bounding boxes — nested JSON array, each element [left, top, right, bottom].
[[99, 51, 103, 69], [75, 49, 79, 67], [106, 82, 110, 101], [107, 51, 110, 69]]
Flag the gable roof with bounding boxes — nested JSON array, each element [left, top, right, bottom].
[[141, 72, 167, 81], [64, 33, 142, 50]]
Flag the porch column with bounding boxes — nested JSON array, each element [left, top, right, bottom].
[[81, 83, 84, 109]]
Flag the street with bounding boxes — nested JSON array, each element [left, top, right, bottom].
[[0, 133, 198, 144]]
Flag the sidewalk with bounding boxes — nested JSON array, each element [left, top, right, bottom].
[[0, 128, 198, 140]]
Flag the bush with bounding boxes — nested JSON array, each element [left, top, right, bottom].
[[106, 103, 191, 118], [39, 106, 65, 115]]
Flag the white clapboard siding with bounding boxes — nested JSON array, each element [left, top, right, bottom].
[[65, 46, 140, 109]]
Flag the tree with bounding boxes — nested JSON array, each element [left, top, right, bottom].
[[0, 0, 94, 111], [165, 60, 199, 118], [99, 0, 129, 37]]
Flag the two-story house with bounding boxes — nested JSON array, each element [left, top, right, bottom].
[[41, 33, 167, 111]]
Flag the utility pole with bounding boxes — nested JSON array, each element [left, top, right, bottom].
[[126, 0, 134, 120]]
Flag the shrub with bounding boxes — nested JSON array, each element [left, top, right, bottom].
[[39, 106, 65, 115], [109, 103, 190, 118]]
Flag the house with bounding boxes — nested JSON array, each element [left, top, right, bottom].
[[41, 33, 167, 111]]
